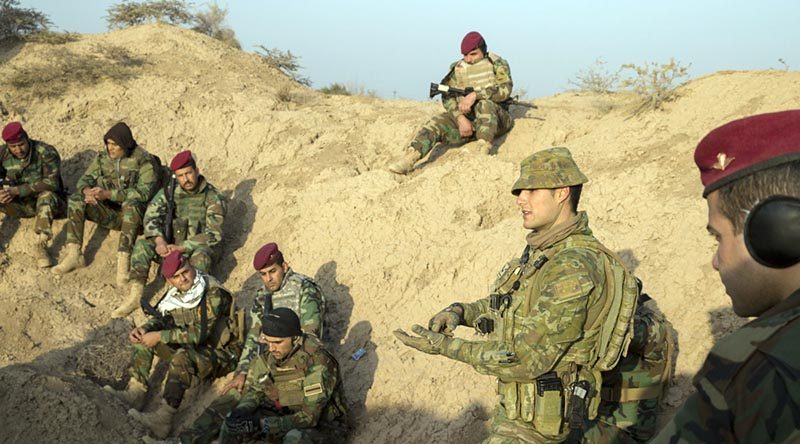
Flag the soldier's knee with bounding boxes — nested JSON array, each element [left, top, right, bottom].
[[474, 100, 498, 114]]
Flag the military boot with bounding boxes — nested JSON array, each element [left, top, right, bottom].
[[112, 281, 144, 318], [34, 233, 51, 268], [387, 147, 422, 175], [52, 243, 85, 274], [117, 251, 131, 286], [104, 378, 147, 411], [129, 399, 176, 439], [475, 139, 493, 155]]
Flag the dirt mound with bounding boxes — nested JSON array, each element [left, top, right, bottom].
[[1, 23, 800, 443]]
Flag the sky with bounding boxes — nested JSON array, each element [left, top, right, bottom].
[[24, 0, 800, 100]]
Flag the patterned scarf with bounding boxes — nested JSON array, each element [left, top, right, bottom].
[[157, 271, 207, 314]]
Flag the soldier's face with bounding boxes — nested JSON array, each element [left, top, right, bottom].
[[516, 188, 568, 231], [707, 191, 778, 317], [7, 139, 29, 159], [175, 166, 199, 192], [259, 334, 294, 359], [167, 265, 197, 292], [106, 139, 125, 159], [259, 262, 289, 292], [463, 48, 485, 64]]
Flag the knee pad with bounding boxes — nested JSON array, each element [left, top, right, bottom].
[[744, 195, 800, 268]]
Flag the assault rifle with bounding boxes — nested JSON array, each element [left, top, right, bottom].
[[429, 82, 538, 109], [163, 173, 177, 244]]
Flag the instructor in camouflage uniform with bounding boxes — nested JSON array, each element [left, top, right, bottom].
[[113, 150, 227, 318], [107, 251, 241, 439], [653, 110, 800, 442], [0, 122, 66, 267], [53, 121, 157, 285], [388, 31, 515, 174], [395, 147, 646, 443]]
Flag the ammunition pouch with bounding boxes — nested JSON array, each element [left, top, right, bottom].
[[534, 372, 565, 436], [172, 217, 189, 243]]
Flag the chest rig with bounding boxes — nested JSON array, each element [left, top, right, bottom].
[[172, 183, 212, 243], [453, 54, 497, 92]]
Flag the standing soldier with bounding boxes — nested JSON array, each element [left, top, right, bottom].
[[0, 122, 66, 267], [52, 122, 157, 285], [395, 147, 661, 443], [653, 110, 800, 442], [112, 150, 227, 318], [387, 31, 515, 174], [106, 251, 241, 439]]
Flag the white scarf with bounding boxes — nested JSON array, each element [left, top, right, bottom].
[[157, 271, 207, 315]]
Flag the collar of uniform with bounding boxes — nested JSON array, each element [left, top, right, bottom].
[[525, 211, 591, 252], [750, 287, 800, 324]]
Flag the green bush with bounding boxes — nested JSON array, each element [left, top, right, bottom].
[[621, 58, 690, 114], [0, 0, 51, 40], [106, 0, 194, 29], [23, 30, 80, 44], [191, 3, 239, 49], [319, 83, 351, 96], [255, 45, 311, 86]]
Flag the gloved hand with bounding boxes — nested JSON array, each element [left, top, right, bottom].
[[428, 305, 462, 337], [393, 324, 449, 355], [224, 409, 261, 435]]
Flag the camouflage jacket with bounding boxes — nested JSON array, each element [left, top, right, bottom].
[[652, 289, 800, 443], [441, 52, 513, 119], [235, 268, 325, 374], [75, 145, 156, 204], [142, 272, 234, 348], [0, 140, 63, 198], [142, 176, 227, 254], [240, 334, 347, 437]]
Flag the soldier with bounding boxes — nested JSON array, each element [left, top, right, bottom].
[[106, 251, 241, 438], [395, 147, 657, 443], [0, 122, 66, 267], [387, 31, 514, 175], [219, 242, 325, 397], [652, 110, 800, 442], [52, 121, 157, 285], [176, 308, 348, 444], [112, 150, 227, 318]]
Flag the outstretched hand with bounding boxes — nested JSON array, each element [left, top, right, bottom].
[[393, 324, 448, 355]]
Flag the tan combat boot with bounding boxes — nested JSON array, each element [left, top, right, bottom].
[[475, 139, 493, 155], [112, 281, 144, 318], [52, 243, 85, 274], [34, 233, 51, 268], [104, 378, 147, 411], [117, 251, 131, 286], [128, 399, 176, 439], [387, 147, 422, 175]]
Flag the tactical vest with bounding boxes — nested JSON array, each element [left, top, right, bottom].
[[95, 146, 152, 193], [271, 272, 326, 338], [166, 274, 240, 350], [482, 235, 638, 437], [172, 181, 215, 243], [453, 53, 498, 92]]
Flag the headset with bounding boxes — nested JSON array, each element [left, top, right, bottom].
[[744, 195, 800, 268]]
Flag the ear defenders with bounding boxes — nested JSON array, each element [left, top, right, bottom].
[[744, 195, 800, 268]]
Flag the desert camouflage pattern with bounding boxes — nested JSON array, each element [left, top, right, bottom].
[[130, 272, 240, 407], [0, 140, 65, 237], [235, 269, 325, 374], [411, 53, 514, 156], [65, 145, 156, 251], [511, 147, 589, 194], [652, 289, 800, 443], [129, 177, 227, 282]]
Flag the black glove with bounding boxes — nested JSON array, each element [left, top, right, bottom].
[[224, 409, 260, 435]]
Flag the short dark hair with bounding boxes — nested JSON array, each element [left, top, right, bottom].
[[716, 160, 800, 233], [569, 185, 583, 212]]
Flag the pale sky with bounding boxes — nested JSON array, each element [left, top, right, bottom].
[[25, 0, 800, 100]]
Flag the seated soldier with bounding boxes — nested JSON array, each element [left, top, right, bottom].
[[175, 308, 348, 444], [53, 122, 157, 285], [112, 150, 227, 318], [0, 122, 66, 267], [105, 251, 241, 438]]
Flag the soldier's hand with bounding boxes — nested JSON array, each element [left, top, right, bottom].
[[393, 324, 448, 355], [428, 307, 462, 337], [456, 115, 474, 138], [141, 331, 161, 348], [155, 242, 170, 257], [458, 92, 477, 114], [166, 244, 185, 254], [95, 188, 111, 202], [129, 327, 146, 343], [0, 189, 11, 204], [224, 409, 261, 435], [222, 372, 247, 395]]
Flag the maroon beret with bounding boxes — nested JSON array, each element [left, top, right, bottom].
[[695, 110, 800, 197], [2, 122, 27, 144], [161, 251, 187, 278], [461, 31, 484, 55], [253, 242, 283, 270], [170, 150, 196, 172]]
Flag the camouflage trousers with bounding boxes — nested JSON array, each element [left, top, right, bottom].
[[130, 342, 240, 408], [0, 191, 66, 238], [64, 193, 146, 252], [411, 100, 514, 156], [129, 238, 214, 283]]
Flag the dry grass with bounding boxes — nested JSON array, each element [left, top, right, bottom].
[[568, 58, 620, 94], [621, 58, 690, 114]]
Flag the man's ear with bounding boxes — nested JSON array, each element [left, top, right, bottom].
[[556, 186, 571, 205]]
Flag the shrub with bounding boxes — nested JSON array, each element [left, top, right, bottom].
[[568, 58, 620, 93], [319, 83, 351, 96], [255, 45, 311, 86], [620, 58, 690, 114], [318, 82, 378, 97], [23, 30, 80, 44], [0, 0, 51, 40], [106, 0, 194, 29], [192, 3, 240, 49]]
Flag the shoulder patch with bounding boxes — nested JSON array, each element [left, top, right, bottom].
[[552, 277, 584, 300], [303, 382, 324, 398]]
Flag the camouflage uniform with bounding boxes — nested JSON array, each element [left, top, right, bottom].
[[131, 271, 241, 408], [182, 334, 348, 444], [65, 145, 156, 252], [412, 53, 514, 157], [235, 269, 326, 375], [652, 289, 800, 443], [0, 139, 65, 237], [129, 176, 227, 283]]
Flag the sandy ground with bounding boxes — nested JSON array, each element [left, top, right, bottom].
[[1, 24, 799, 443]]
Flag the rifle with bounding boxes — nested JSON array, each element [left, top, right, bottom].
[[163, 173, 177, 244], [429, 82, 538, 109]]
